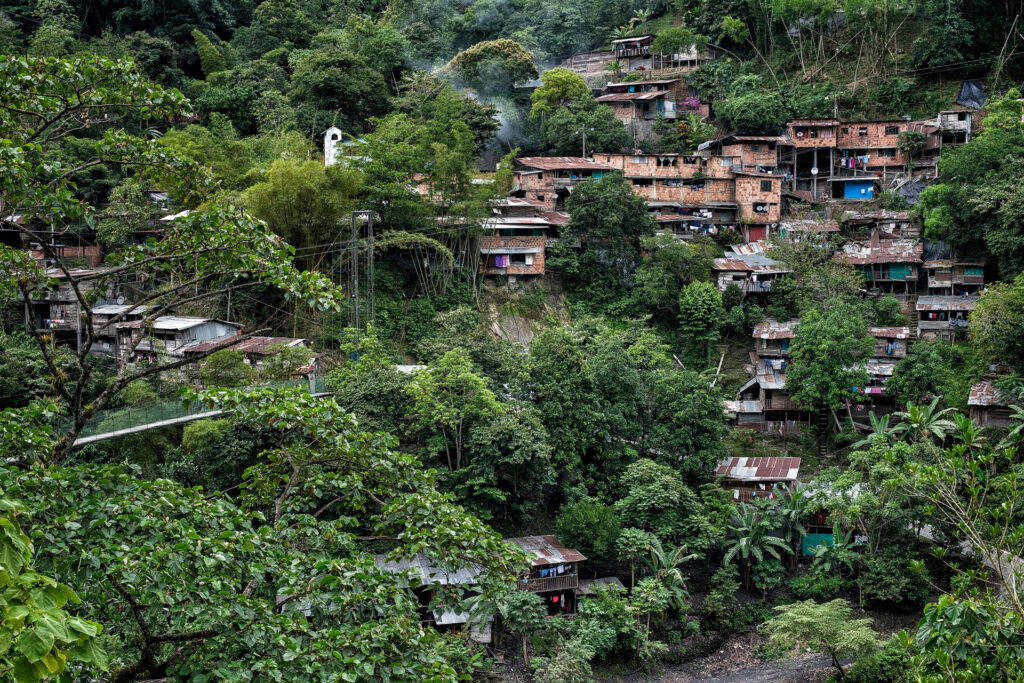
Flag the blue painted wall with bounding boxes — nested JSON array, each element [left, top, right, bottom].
[[842, 180, 874, 199]]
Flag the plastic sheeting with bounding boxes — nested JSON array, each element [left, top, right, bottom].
[[957, 80, 987, 110]]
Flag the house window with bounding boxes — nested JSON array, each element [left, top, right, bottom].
[[859, 127, 868, 136], [632, 155, 648, 164], [809, 129, 819, 139], [750, 144, 762, 152], [885, 125, 899, 135], [841, 127, 849, 135], [957, 112, 967, 121], [760, 180, 773, 192], [689, 180, 706, 189], [720, 158, 732, 167], [683, 156, 698, 164], [510, 253, 527, 264], [632, 178, 653, 187], [879, 149, 896, 158]]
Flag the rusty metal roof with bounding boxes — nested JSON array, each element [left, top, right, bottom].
[[969, 380, 1008, 407], [596, 90, 669, 102], [782, 219, 839, 233], [916, 295, 979, 311], [922, 258, 986, 268], [834, 236, 922, 265], [505, 535, 587, 566], [185, 336, 306, 355], [788, 119, 840, 126], [868, 327, 910, 339], [516, 157, 614, 171], [541, 211, 570, 225], [716, 456, 801, 482], [753, 320, 798, 340]]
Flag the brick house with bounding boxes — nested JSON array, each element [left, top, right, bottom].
[[512, 157, 614, 211], [479, 198, 569, 282], [703, 135, 785, 173], [592, 152, 782, 242]]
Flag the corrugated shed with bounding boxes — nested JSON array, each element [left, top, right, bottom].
[[716, 456, 801, 482], [506, 535, 587, 566], [916, 295, 980, 311], [753, 320, 798, 339]]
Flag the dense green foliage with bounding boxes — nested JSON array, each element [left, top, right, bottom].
[[2, 0, 1024, 679]]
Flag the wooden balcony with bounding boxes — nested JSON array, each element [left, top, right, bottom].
[[763, 397, 801, 411], [517, 574, 578, 593], [614, 47, 651, 58]]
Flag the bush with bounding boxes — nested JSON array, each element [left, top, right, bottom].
[[701, 565, 740, 632], [872, 295, 907, 327], [845, 638, 913, 683], [751, 558, 786, 597], [789, 571, 850, 601], [859, 550, 929, 609], [555, 498, 621, 562]]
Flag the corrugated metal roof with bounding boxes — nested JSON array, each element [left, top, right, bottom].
[[186, 336, 305, 355], [916, 295, 979, 311], [781, 219, 839, 233], [753, 320, 798, 339], [605, 78, 679, 87], [868, 327, 910, 339], [759, 373, 787, 390], [506, 535, 587, 566], [716, 456, 801, 482], [91, 304, 150, 315], [834, 237, 922, 265], [494, 197, 546, 207], [541, 211, 570, 225], [968, 380, 1008, 407], [516, 157, 615, 171], [374, 553, 483, 586], [596, 90, 669, 102], [714, 241, 790, 273]]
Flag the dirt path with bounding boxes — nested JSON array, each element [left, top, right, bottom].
[[651, 653, 837, 683]]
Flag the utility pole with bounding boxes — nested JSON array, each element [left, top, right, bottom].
[[580, 126, 587, 158]]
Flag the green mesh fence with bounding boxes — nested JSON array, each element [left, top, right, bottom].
[[72, 379, 327, 440]]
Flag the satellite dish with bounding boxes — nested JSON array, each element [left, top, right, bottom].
[[116, 296, 125, 305], [811, 167, 819, 175]]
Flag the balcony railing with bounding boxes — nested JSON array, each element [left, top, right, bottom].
[[516, 574, 578, 593], [614, 47, 651, 57]]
